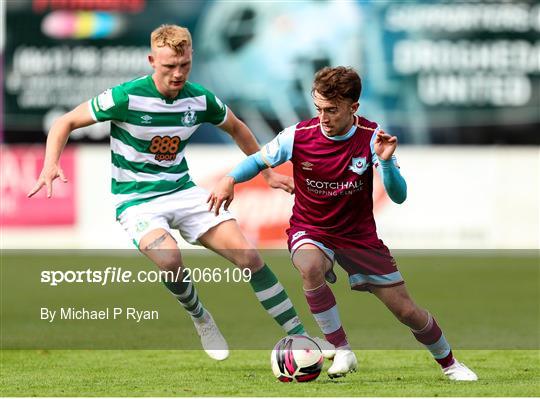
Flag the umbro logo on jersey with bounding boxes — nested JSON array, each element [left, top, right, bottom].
[[301, 161, 313, 171], [141, 115, 152, 124], [291, 231, 307, 242]]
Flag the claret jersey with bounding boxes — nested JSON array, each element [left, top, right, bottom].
[[260, 115, 398, 239]]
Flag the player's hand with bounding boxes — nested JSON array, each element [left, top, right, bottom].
[[207, 176, 236, 216], [261, 169, 294, 194], [27, 164, 68, 198], [374, 130, 398, 161]]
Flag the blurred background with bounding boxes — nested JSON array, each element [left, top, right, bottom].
[[1, 0, 539, 249]]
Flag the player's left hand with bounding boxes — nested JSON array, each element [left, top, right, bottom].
[[261, 169, 294, 194], [374, 130, 398, 161]]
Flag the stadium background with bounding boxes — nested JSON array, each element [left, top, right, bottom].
[[2, 0, 539, 250], [1, 1, 539, 396]]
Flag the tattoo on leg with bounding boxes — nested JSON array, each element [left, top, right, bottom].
[[145, 233, 169, 250]]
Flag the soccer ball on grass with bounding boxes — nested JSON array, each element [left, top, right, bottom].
[[270, 335, 324, 382]]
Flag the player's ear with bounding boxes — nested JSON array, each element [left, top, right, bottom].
[[351, 101, 359, 113], [148, 53, 155, 68]]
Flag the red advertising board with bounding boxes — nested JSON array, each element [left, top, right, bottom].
[[0, 145, 76, 226]]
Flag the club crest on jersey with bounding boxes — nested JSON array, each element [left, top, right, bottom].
[[182, 108, 197, 127], [348, 156, 368, 175]]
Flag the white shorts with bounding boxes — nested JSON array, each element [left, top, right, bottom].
[[117, 185, 235, 247]]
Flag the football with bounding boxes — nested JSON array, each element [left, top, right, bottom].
[[270, 335, 324, 382]]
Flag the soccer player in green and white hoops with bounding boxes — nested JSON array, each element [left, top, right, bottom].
[[28, 24, 326, 361]]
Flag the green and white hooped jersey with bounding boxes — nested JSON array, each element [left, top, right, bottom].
[[88, 75, 227, 218]]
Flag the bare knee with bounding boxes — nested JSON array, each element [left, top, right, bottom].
[[231, 248, 263, 271], [296, 262, 324, 283], [293, 249, 327, 287], [140, 231, 182, 273]]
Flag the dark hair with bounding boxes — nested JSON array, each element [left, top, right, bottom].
[[312, 66, 362, 103]]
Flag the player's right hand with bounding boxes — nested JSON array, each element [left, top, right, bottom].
[[207, 176, 236, 216], [27, 164, 68, 198]]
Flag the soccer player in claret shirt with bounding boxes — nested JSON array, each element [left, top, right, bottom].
[[209, 66, 478, 380], [28, 24, 326, 361]]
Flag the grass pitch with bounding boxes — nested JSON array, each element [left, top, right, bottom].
[[1, 250, 538, 396], [1, 349, 538, 396]]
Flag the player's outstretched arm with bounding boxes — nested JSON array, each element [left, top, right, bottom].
[[27, 102, 96, 198], [218, 109, 294, 193], [207, 153, 267, 215], [374, 131, 407, 204]]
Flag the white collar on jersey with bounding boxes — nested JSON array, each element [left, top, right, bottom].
[[320, 116, 358, 141]]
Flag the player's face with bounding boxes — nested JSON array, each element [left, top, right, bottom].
[[313, 91, 359, 137], [149, 45, 193, 98]]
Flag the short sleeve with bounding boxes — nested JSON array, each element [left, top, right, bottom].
[[88, 86, 129, 122], [260, 125, 295, 167], [204, 90, 228, 126]]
